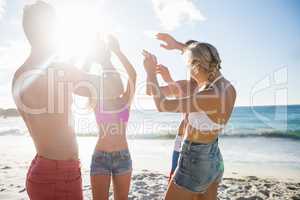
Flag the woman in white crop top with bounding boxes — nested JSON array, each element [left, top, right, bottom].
[[144, 33, 236, 200]]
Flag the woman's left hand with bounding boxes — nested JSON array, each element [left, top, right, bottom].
[[142, 50, 157, 75]]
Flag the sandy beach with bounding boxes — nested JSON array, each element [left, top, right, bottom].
[[1, 0, 300, 198], [0, 136, 299, 199], [1, 170, 300, 200]]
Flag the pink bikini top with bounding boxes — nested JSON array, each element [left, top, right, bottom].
[[95, 106, 130, 124]]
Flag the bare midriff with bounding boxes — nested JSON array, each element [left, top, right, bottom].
[[95, 122, 129, 152]]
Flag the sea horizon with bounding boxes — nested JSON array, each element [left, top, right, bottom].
[[1, 103, 300, 110], [1, 104, 299, 140]]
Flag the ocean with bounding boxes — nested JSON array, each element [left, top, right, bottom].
[[1, 105, 300, 139], [127, 104, 300, 139]]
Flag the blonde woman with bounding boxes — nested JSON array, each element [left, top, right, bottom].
[[146, 39, 199, 182], [143, 33, 236, 200]]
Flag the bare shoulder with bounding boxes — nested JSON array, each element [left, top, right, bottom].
[[222, 78, 236, 107], [219, 78, 235, 93], [11, 64, 28, 98], [206, 78, 236, 103], [12, 65, 24, 87], [11, 64, 29, 110], [226, 79, 236, 99]]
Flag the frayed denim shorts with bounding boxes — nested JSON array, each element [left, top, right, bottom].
[[90, 149, 132, 176], [173, 139, 224, 193]]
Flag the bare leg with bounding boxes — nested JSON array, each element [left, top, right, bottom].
[[164, 177, 194, 200], [193, 181, 219, 200], [112, 172, 132, 200], [91, 175, 111, 200]]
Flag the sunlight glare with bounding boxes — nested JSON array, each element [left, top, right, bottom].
[[55, 3, 100, 62]]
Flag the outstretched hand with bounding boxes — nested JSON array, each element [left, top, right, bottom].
[[142, 50, 157, 75], [156, 33, 180, 50], [107, 35, 121, 53]]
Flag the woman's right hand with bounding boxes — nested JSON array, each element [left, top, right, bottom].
[[156, 64, 173, 83], [107, 35, 121, 54], [156, 33, 184, 51]]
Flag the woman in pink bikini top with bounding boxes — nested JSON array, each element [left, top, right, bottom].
[[85, 35, 136, 200], [95, 102, 130, 124]]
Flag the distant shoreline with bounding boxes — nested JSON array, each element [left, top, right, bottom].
[[2, 132, 300, 140], [1, 104, 300, 111]]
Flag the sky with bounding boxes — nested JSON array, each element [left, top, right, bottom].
[[0, 0, 299, 109]]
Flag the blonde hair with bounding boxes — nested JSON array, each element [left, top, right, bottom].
[[186, 42, 221, 82]]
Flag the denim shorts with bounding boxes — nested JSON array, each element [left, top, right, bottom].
[[173, 139, 224, 193], [171, 150, 180, 174], [90, 149, 132, 176]]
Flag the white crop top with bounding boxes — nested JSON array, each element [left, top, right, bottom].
[[187, 75, 225, 131]]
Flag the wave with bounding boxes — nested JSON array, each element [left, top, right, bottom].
[[124, 129, 300, 140], [220, 130, 300, 140], [76, 129, 300, 140], [0, 128, 23, 136], [1, 128, 300, 140]]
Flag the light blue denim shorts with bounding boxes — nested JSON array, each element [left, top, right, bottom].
[[90, 149, 132, 176], [173, 139, 224, 193]]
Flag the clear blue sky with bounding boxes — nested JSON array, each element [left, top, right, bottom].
[[0, 0, 299, 108]]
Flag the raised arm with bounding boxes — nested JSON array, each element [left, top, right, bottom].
[[154, 65, 195, 98], [145, 59, 196, 98], [142, 50, 222, 114], [63, 65, 102, 98], [108, 35, 137, 106], [151, 33, 198, 97], [147, 64, 178, 97], [147, 79, 185, 97], [156, 33, 187, 53]]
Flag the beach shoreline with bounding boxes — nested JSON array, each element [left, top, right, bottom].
[[0, 136, 299, 199]]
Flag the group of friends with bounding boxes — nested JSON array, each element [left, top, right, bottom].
[[12, 1, 236, 200]]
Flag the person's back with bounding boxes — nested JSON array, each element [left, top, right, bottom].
[[13, 60, 78, 160], [11, 2, 97, 199]]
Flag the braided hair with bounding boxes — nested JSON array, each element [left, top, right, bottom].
[[187, 42, 221, 83]]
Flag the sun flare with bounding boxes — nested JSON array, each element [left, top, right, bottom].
[[55, 3, 101, 62]]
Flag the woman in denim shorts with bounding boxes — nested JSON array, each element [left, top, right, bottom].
[[143, 33, 236, 200], [86, 35, 136, 200], [145, 40, 199, 183]]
